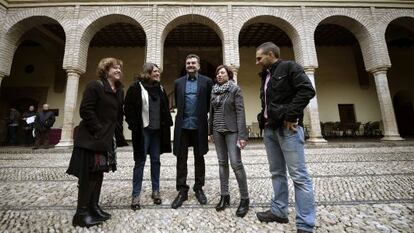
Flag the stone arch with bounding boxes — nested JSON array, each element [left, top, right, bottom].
[[158, 8, 226, 66], [2, 7, 69, 34], [378, 10, 414, 34], [308, 9, 381, 71], [235, 7, 305, 66], [383, 15, 414, 45], [0, 11, 67, 76], [66, 7, 150, 72]]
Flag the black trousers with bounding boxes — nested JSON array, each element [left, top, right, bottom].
[[77, 171, 104, 210], [34, 130, 50, 147], [176, 129, 205, 192], [24, 129, 34, 146]]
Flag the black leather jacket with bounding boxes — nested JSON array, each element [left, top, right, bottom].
[[257, 60, 315, 129]]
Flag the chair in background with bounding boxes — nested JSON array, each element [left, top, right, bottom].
[[370, 121, 382, 136], [363, 121, 382, 136], [333, 121, 342, 136], [321, 122, 335, 137]]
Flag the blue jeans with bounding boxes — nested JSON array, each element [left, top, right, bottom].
[[132, 128, 161, 197], [263, 125, 315, 232]]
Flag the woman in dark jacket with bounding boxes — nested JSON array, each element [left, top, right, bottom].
[[208, 65, 250, 217], [66, 57, 125, 228], [124, 62, 173, 210]]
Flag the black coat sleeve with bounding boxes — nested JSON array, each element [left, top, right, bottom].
[[124, 84, 142, 132], [160, 88, 173, 127], [206, 78, 213, 111], [79, 81, 103, 135], [285, 62, 316, 122], [116, 89, 128, 147]]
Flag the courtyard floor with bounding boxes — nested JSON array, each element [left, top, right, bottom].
[[0, 141, 413, 232]]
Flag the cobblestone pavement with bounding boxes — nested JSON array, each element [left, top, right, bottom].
[[0, 143, 413, 232]]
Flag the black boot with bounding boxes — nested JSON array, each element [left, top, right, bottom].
[[72, 173, 103, 228], [215, 195, 230, 211], [90, 174, 111, 220], [236, 198, 249, 217], [72, 207, 103, 228], [90, 204, 111, 221]]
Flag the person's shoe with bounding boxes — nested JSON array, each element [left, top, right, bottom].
[[96, 205, 111, 219], [194, 189, 207, 205], [90, 204, 111, 221], [131, 195, 141, 211], [151, 191, 162, 205], [72, 207, 103, 228], [215, 195, 230, 211], [236, 198, 249, 217], [256, 210, 289, 223], [171, 192, 188, 209], [297, 229, 313, 233]]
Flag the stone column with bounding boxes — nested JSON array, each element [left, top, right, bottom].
[[56, 69, 81, 147], [304, 68, 326, 143], [371, 68, 403, 141], [229, 64, 239, 84]]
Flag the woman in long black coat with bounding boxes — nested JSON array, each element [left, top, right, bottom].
[[124, 62, 173, 210], [67, 57, 125, 228]]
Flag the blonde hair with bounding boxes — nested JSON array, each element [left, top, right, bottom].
[[96, 57, 123, 79]]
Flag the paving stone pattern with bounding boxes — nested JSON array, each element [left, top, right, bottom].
[[0, 144, 413, 232]]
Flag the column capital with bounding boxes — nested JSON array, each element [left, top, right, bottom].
[[65, 68, 83, 75], [304, 67, 316, 73], [228, 64, 240, 72], [0, 71, 8, 78], [369, 66, 388, 75]]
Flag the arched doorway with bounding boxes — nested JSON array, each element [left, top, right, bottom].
[[386, 17, 414, 137], [161, 16, 223, 97], [393, 91, 414, 136], [314, 16, 380, 137], [0, 17, 66, 145], [77, 15, 146, 140]]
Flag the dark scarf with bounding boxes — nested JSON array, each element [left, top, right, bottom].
[[141, 80, 161, 100]]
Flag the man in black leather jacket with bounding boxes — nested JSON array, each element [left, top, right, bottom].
[[255, 42, 316, 233]]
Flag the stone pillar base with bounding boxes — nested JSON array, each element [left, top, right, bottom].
[[307, 137, 327, 144], [55, 139, 74, 147], [381, 135, 404, 141]]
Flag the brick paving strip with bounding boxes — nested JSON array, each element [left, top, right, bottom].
[[0, 142, 413, 232]]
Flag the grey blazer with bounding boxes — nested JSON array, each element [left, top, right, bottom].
[[208, 83, 248, 140]]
